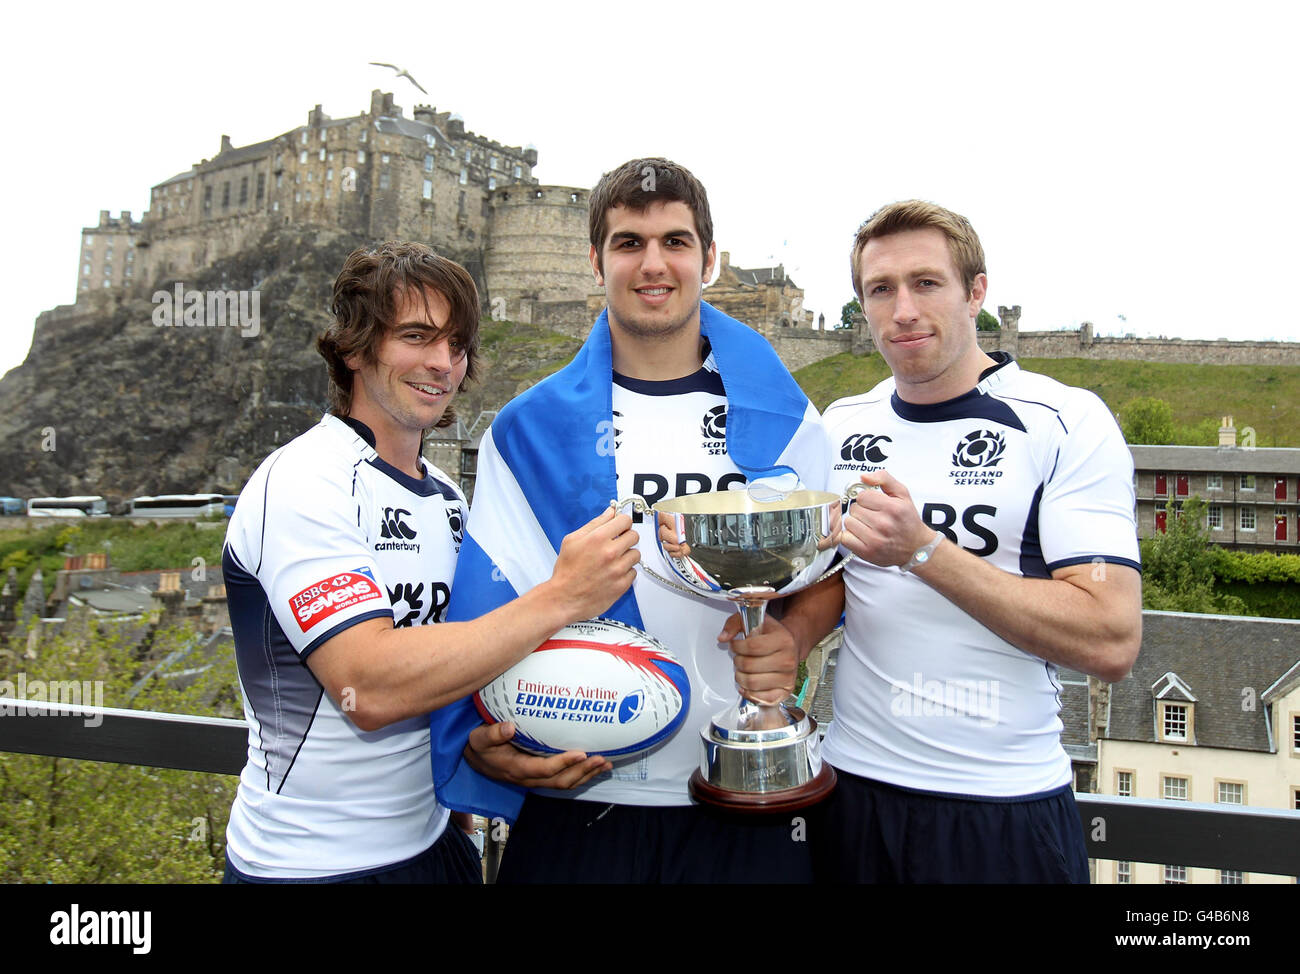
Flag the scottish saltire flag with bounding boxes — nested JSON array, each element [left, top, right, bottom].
[[430, 302, 830, 821]]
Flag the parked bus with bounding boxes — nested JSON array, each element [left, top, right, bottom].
[[27, 496, 110, 517], [127, 494, 225, 518]]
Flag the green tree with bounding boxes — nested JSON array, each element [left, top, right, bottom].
[[0, 619, 239, 883], [1120, 396, 1175, 444], [1140, 497, 1246, 615], [839, 298, 861, 328], [976, 308, 1000, 331]]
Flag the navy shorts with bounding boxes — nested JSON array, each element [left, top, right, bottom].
[[811, 769, 1090, 884], [222, 823, 482, 884], [496, 793, 814, 884]]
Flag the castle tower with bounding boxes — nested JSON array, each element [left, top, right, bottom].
[[997, 304, 1021, 356], [483, 186, 593, 320]]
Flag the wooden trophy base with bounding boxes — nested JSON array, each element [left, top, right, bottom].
[[689, 763, 837, 815]]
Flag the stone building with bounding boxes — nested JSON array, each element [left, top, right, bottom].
[[1130, 419, 1300, 552], [101, 91, 594, 309], [1092, 611, 1300, 885], [703, 253, 809, 337], [75, 210, 143, 297]]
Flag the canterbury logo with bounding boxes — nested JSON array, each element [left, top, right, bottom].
[[379, 507, 417, 540], [701, 405, 727, 440], [952, 430, 1007, 468], [841, 433, 892, 463]]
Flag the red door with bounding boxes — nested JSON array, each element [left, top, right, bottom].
[[1176, 475, 1189, 497], [1278, 515, 1288, 542], [1276, 478, 1288, 501], [1155, 475, 1167, 496], [1156, 510, 1167, 533]]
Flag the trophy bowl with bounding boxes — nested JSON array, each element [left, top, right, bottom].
[[613, 484, 861, 813]]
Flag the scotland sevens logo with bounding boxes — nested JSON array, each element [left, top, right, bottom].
[[445, 505, 464, 545], [952, 430, 1007, 468], [618, 690, 645, 724], [841, 433, 892, 463], [701, 405, 727, 440]]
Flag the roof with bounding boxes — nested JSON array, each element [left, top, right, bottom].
[[1105, 611, 1300, 752], [374, 115, 454, 151], [156, 136, 279, 187], [1129, 445, 1300, 475], [727, 262, 795, 288]]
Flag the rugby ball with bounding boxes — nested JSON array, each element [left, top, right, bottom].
[[473, 619, 690, 759]]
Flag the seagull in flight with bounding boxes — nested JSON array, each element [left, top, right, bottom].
[[369, 62, 428, 95]]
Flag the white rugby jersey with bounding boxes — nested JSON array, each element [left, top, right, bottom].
[[822, 353, 1139, 796], [539, 354, 827, 806], [223, 414, 465, 878]]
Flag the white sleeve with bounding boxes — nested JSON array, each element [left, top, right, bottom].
[[1038, 390, 1141, 572], [233, 450, 393, 656]]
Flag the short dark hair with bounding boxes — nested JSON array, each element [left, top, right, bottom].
[[317, 241, 480, 427], [588, 158, 714, 274]]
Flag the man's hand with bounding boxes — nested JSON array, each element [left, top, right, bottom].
[[464, 721, 612, 789], [718, 614, 798, 706], [544, 507, 641, 621], [842, 470, 936, 567]]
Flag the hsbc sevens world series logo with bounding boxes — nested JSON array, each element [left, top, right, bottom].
[[952, 430, 1007, 469], [841, 433, 891, 464]]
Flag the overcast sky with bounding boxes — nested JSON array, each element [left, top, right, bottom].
[[3, 0, 1297, 380]]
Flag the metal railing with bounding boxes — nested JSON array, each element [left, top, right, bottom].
[[2, 700, 1299, 878]]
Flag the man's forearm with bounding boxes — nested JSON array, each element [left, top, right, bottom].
[[780, 573, 846, 662], [910, 539, 1141, 682]]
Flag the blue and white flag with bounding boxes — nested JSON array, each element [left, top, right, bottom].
[[430, 302, 829, 821]]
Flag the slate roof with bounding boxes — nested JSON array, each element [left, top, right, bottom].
[[729, 263, 795, 288], [156, 137, 279, 187], [1129, 445, 1300, 475], [1105, 611, 1300, 752]]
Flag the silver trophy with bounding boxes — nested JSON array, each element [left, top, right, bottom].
[[612, 484, 863, 812]]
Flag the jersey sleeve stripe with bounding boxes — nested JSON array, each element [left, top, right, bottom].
[[1045, 555, 1142, 574], [300, 607, 396, 658]]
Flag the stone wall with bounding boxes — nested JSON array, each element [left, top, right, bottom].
[[769, 329, 854, 372], [484, 186, 593, 314], [1015, 331, 1300, 365]]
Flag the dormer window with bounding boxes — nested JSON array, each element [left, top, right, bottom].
[[1152, 671, 1196, 744]]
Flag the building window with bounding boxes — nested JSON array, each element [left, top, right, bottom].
[[222, 182, 231, 208], [1162, 776, 1188, 801], [238, 177, 248, 205], [424, 154, 434, 172], [1155, 474, 1167, 497], [422, 179, 433, 200], [301, 131, 308, 145], [1116, 771, 1133, 797], [490, 155, 498, 170], [328, 151, 334, 161], [1240, 508, 1256, 531], [1292, 715, 1299, 752], [426, 133, 435, 147], [357, 149, 366, 164], [381, 153, 390, 165], [1162, 704, 1187, 741], [276, 173, 283, 188], [378, 171, 391, 190], [317, 148, 325, 162], [1217, 781, 1243, 804], [513, 165, 522, 178], [1117, 861, 1132, 884], [325, 188, 331, 199], [307, 172, 313, 182], [326, 168, 333, 181], [1164, 866, 1188, 883], [1219, 869, 1243, 884], [1207, 474, 1222, 490], [1207, 505, 1222, 530], [459, 169, 467, 185], [299, 150, 307, 164], [1241, 474, 1255, 490], [82, 263, 91, 275], [204, 186, 212, 209], [360, 129, 368, 143], [294, 191, 301, 203], [464, 148, 472, 162], [488, 176, 497, 190], [256, 173, 265, 202], [321, 129, 327, 142]]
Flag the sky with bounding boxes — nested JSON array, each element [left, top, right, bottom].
[[2, 0, 1297, 381]]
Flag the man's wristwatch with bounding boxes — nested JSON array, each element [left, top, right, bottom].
[[902, 532, 943, 573]]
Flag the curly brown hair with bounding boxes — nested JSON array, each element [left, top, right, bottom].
[[317, 242, 480, 428]]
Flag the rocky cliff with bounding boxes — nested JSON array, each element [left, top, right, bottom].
[[0, 227, 582, 501]]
